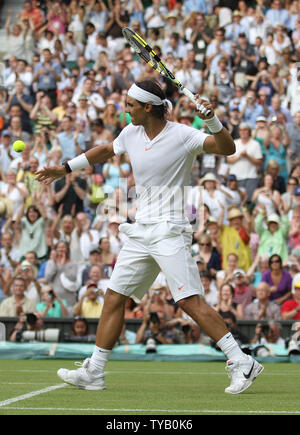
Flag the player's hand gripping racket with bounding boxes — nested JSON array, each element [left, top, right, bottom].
[[122, 27, 211, 117]]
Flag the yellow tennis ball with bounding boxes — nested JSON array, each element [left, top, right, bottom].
[[12, 140, 26, 153]]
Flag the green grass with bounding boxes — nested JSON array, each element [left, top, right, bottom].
[[0, 360, 299, 415]]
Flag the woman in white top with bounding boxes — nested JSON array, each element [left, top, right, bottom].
[[252, 173, 281, 216]]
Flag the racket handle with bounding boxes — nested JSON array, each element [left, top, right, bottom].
[[181, 87, 211, 117]]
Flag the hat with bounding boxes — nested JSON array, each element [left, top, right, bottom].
[[233, 10, 242, 16], [233, 269, 246, 278], [106, 100, 115, 106], [294, 186, 300, 196], [152, 283, 166, 290], [228, 208, 243, 220], [256, 116, 267, 122], [292, 273, 300, 293], [239, 122, 251, 130], [167, 12, 178, 19], [87, 281, 98, 289], [41, 284, 54, 293], [200, 172, 218, 185], [267, 213, 280, 224], [21, 260, 38, 278], [78, 94, 88, 100], [207, 216, 218, 224], [1, 129, 12, 137]]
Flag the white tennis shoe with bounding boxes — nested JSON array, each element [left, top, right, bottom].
[[225, 356, 264, 394], [57, 358, 105, 390]]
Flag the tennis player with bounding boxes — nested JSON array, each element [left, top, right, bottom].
[[36, 80, 263, 394]]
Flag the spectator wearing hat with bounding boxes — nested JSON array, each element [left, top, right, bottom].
[[281, 273, 300, 320], [188, 172, 225, 221], [225, 10, 248, 41], [244, 282, 281, 321], [261, 254, 292, 305], [255, 208, 290, 262], [73, 282, 104, 318], [220, 207, 252, 273], [226, 121, 263, 201]]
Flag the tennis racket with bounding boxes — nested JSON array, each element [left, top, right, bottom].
[[122, 27, 211, 117]]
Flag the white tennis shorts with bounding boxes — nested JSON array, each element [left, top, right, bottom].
[[108, 221, 204, 302]]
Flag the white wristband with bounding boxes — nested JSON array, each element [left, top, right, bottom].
[[68, 153, 90, 172], [205, 115, 223, 134]]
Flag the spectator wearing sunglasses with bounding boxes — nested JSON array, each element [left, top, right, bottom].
[[261, 254, 292, 305]]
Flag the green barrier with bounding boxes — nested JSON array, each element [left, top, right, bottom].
[[0, 341, 294, 362]]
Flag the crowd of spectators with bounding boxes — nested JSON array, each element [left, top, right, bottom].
[[0, 0, 300, 349]]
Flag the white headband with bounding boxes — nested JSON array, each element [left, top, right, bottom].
[[127, 83, 173, 111]]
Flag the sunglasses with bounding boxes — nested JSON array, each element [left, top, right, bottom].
[[200, 243, 211, 247], [270, 259, 281, 263]]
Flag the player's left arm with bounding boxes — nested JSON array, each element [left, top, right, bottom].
[[195, 97, 236, 156]]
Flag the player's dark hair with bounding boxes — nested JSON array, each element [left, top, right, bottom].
[[135, 80, 168, 120]]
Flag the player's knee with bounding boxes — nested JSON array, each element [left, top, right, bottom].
[[104, 288, 127, 310]]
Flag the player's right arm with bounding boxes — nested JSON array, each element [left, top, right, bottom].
[[35, 143, 115, 185]]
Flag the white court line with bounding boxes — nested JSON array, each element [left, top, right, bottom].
[[1, 407, 300, 414], [0, 384, 66, 408]]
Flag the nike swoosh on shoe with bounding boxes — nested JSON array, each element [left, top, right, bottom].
[[243, 361, 255, 379]]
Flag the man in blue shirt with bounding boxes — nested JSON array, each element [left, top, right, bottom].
[[55, 116, 85, 161], [266, 0, 290, 30], [183, 0, 207, 14], [33, 49, 62, 106]]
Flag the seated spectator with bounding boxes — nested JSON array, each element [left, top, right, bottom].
[[78, 265, 109, 300], [261, 254, 292, 306], [244, 282, 281, 321], [281, 272, 300, 320], [252, 173, 282, 216], [81, 248, 102, 285], [53, 115, 85, 161], [220, 207, 252, 273], [282, 177, 299, 214], [214, 282, 243, 320], [264, 124, 290, 184], [288, 206, 300, 252], [36, 285, 68, 318], [194, 234, 221, 278], [32, 48, 62, 106], [216, 252, 239, 290], [200, 270, 218, 307], [136, 309, 182, 346], [0, 276, 36, 316], [52, 209, 75, 244], [65, 316, 96, 342], [255, 209, 290, 262], [231, 268, 255, 316], [54, 171, 87, 218], [73, 282, 104, 318], [45, 241, 80, 315], [250, 320, 285, 346], [124, 297, 143, 319], [98, 237, 117, 279], [0, 230, 21, 272]]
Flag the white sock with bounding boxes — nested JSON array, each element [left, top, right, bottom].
[[217, 333, 248, 362], [89, 345, 111, 373]]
